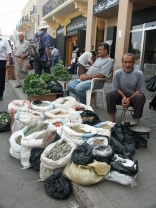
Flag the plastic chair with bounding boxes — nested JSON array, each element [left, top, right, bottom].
[[86, 72, 112, 109]]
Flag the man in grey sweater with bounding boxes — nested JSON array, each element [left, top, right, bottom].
[[106, 53, 145, 126], [68, 42, 114, 104]]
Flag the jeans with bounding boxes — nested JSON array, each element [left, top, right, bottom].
[[68, 78, 92, 104], [52, 56, 59, 67]]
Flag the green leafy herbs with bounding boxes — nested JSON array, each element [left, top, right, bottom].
[[22, 73, 51, 97], [0, 112, 10, 123], [40, 73, 54, 83], [52, 60, 72, 82]]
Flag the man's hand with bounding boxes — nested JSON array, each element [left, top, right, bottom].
[[122, 96, 130, 108], [21, 54, 27, 59], [87, 61, 92, 66], [6, 62, 10, 69], [80, 74, 88, 81]]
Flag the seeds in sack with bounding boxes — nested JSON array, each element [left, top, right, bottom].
[[82, 116, 94, 122], [41, 130, 60, 148], [24, 123, 48, 137], [16, 135, 22, 145], [101, 124, 112, 130], [93, 140, 104, 146], [48, 141, 71, 161], [70, 125, 87, 134], [53, 122, 63, 127]]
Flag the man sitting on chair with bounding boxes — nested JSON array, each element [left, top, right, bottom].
[[68, 42, 114, 104], [106, 53, 145, 126]]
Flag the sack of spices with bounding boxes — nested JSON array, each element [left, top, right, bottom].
[[21, 122, 56, 169], [62, 160, 111, 185], [8, 100, 30, 114], [87, 136, 109, 146], [44, 173, 72, 199], [94, 121, 116, 130], [80, 110, 101, 126], [31, 100, 54, 112], [39, 137, 77, 181], [53, 96, 77, 109], [70, 103, 93, 113], [45, 109, 77, 120]]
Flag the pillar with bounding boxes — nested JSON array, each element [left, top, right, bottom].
[[85, 0, 97, 51], [114, 0, 133, 70]]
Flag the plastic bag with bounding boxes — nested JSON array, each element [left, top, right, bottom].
[[80, 110, 101, 126], [105, 171, 137, 187], [46, 81, 63, 93], [44, 173, 72, 199], [145, 75, 156, 92], [0, 111, 11, 132], [71, 143, 94, 165], [29, 148, 45, 171]]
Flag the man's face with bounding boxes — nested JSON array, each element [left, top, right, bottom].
[[98, 46, 107, 57], [122, 55, 135, 73], [18, 34, 24, 42]]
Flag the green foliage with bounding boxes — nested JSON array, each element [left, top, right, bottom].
[[40, 73, 54, 83], [22, 73, 51, 97], [52, 59, 72, 82]]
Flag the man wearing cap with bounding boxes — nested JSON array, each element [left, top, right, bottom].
[[33, 21, 51, 76], [14, 32, 29, 88], [0, 36, 12, 100]]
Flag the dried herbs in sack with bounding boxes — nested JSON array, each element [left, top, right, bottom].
[[110, 154, 138, 176], [11, 109, 44, 133], [0, 111, 11, 132], [31, 100, 54, 112], [62, 123, 97, 146], [62, 160, 111, 185], [44, 173, 72, 199], [71, 143, 94, 165], [87, 136, 110, 147], [45, 109, 76, 120], [70, 103, 93, 113], [40, 137, 77, 181], [9, 129, 24, 159], [80, 110, 101, 126], [52, 96, 77, 109], [21, 122, 56, 169], [94, 121, 116, 131]]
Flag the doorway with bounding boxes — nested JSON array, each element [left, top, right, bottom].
[[66, 35, 77, 67]]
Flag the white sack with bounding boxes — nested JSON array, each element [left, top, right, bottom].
[[8, 100, 30, 114], [45, 109, 77, 119], [53, 96, 77, 109], [31, 101, 54, 112], [87, 136, 109, 146]]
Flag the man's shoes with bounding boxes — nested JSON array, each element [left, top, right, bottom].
[[0, 97, 3, 101], [15, 85, 22, 88]]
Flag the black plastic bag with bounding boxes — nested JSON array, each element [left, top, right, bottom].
[[0, 111, 11, 132], [29, 148, 45, 171], [44, 173, 72, 199], [110, 159, 138, 176], [80, 110, 101, 126], [71, 142, 94, 165], [145, 76, 156, 92], [93, 145, 113, 164], [111, 123, 135, 157], [46, 81, 63, 93]]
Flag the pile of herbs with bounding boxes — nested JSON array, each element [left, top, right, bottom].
[[52, 60, 72, 82], [24, 122, 48, 137], [22, 74, 51, 97], [40, 73, 54, 83]]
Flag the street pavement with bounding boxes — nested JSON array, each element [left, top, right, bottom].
[[0, 74, 156, 208]]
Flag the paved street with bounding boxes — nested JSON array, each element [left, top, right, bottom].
[[0, 77, 156, 208]]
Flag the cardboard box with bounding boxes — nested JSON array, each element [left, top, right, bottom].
[[27, 93, 61, 102], [6, 65, 15, 80]]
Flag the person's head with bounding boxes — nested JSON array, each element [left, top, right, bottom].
[[73, 46, 77, 51], [122, 53, 135, 73], [18, 32, 25, 42], [91, 51, 97, 63], [38, 20, 50, 31], [53, 45, 56, 49], [98, 42, 110, 58]]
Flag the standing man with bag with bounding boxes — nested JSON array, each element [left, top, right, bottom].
[[14, 32, 29, 88], [33, 21, 51, 76], [0, 36, 12, 100]]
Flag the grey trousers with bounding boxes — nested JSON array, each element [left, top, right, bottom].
[[106, 90, 146, 118]]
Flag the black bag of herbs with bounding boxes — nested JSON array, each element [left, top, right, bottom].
[[46, 81, 63, 93], [0, 111, 11, 132], [44, 172, 72, 199], [80, 110, 101, 126]]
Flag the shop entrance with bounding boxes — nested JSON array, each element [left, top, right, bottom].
[[66, 35, 77, 67]]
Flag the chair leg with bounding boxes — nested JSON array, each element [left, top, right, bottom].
[[86, 90, 92, 106], [94, 92, 97, 106], [102, 90, 105, 110], [121, 108, 128, 118]]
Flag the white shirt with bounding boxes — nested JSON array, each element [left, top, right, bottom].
[[51, 48, 60, 57], [78, 52, 92, 67], [0, 37, 12, 60]]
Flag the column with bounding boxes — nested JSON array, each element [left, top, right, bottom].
[[114, 0, 133, 70], [85, 0, 97, 51]]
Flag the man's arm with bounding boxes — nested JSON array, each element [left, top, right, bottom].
[[80, 73, 105, 81], [45, 47, 51, 62]]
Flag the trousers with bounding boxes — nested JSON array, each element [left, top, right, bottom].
[[106, 90, 146, 118], [0, 60, 6, 97], [33, 60, 51, 76]]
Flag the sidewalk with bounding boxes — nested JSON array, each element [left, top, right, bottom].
[[7, 77, 156, 208]]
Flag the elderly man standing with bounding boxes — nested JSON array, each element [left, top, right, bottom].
[[33, 21, 51, 76], [14, 32, 29, 88], [68, 42, 114, 104], [0, 36, 12, 100], [106, 53, 145, 126]]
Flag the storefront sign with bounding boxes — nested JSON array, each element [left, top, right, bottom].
[[67, 16, 87, 32], [57, 26, 64, 35], [93, 0, 119, 14]]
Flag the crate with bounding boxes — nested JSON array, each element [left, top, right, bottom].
[[6, 65, 15, 80], [27, 93, 61, 102]]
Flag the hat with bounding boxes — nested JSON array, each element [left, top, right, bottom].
[[38, 21, 50, 30]]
